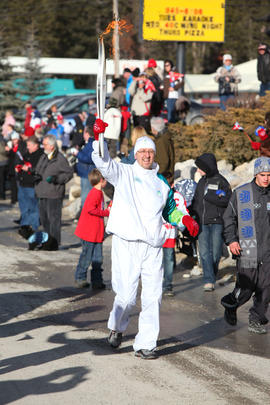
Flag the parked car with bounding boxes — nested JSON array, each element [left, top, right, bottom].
[[59, 94, 96, 117]]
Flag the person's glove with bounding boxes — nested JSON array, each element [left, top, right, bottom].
[[93, 119, 108, 140], [216, 189, 226, 197], [251, 141, 261, 150], [46, 175, 57, 184], [182, 215, 199, 237], [33, 173, 42, 184], [15, 164, 23, 173]]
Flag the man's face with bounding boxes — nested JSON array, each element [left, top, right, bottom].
[[258, 47, 266, 55], [83, 130, 90, 142], [197, 168, 206, 177], [123, 72, 131, 80], [135, 148, 155, 170], [43, 138, 54, 155], [164, 62, 171, 72], [255, 172, 270, 188], [27, 141, 38, 154], [224, 59, 232, 66]]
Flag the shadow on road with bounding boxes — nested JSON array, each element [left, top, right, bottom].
[[0, 366, 88, 405]]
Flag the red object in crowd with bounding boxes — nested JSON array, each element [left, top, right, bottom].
[[182, 215, 199, 237], [144, 79, 156, 93], [169, 71, 184, 83], [75, 188, 109, 243], [251, 141, 261, 150], [24, 106, 33, 130], [93, 119, 108, 140], [120, 106, 131, 133], [148, 59, 157, 68], [257, 127, 268, 141], [24, 127, 35, 137]]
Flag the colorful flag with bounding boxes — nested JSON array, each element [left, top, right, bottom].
[[232, 122, 243, 131]]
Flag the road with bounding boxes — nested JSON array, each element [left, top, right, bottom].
[[0, 200, 269, 405]]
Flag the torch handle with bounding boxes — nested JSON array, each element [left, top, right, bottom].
[[96, 37, 107, 157]]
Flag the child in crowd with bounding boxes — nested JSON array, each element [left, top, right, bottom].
[[163, 183, 193, 296], [74, 168, 110, 289]]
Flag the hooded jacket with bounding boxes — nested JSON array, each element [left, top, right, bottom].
[[191, 153, 232, 225], [257, 44, 270, 83]]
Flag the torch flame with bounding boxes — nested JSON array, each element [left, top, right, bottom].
[[100, 19, 133, 39]]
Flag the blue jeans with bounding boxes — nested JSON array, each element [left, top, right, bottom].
[[163, 247, 175, 291], [219, 94, 234, 111], [75, 239, 103, 283], [18, 186, 40, 230], [259, 81, 270, 97], [166, 98, 178, 123], [80, 177, 92, 207], [198, 224, 223, 284]]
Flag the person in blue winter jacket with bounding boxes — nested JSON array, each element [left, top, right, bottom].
[[92, 119, 199, 360], [72, 126, 96, 207]]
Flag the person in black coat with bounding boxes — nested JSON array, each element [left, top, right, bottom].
[[257, 43, 270, 97], [191, 153, 232, 291]]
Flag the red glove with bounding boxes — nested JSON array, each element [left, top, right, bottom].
[[15, 164, 23, 173], [93, 119, 108, 140], [251, 141, 261, 151], [182, 215, 199, 237]]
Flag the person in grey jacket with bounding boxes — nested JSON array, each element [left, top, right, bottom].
[[221, 157, 270, 334], [35, 134, 73, 249]]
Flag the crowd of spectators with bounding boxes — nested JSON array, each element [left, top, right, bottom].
[[0, 50, 269, 355]]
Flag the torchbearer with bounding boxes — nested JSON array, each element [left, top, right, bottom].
[[91, 123, 199, 359]]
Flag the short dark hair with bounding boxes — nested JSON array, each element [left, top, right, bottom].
[[164, 59, 174, 69], [84, 126, 94, 137], [26, 135, 39, 145], [123, 68, 131, 73], [88, 168, 104, 186]]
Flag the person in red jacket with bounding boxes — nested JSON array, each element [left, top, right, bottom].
[[74, 168, 110, 289]]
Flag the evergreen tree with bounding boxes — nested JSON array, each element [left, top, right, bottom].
[[0, 31, 23, 124], [18, 25, 50, 101]]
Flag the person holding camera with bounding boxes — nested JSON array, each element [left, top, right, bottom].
[[214, 54, 241, 111]]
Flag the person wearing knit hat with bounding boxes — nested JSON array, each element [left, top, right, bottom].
[[148, 58, 157, 68], [91, 119, 199, 359], [221, 156, 270, 334], [214, 53, 241, 110]]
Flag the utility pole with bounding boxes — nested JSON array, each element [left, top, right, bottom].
[[177, 42, 185, 96], [113, 0, 120, 78]]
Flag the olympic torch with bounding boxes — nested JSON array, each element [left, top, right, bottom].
[[96, 37, 106, 157]]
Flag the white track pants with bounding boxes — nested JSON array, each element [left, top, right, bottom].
[[108, 235, 163, 351]]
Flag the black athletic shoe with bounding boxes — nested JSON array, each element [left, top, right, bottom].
[[108, 330, 122, 348], [92, 282, 106, 290], [248, 321, 267, 334], [135, 349, 158, 360], [224, 307, 237, 326]]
